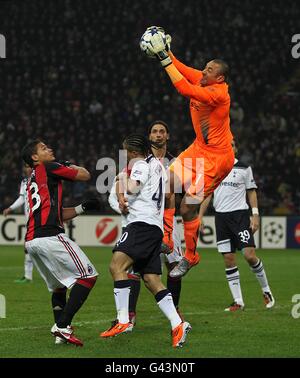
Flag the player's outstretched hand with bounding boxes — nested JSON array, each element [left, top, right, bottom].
[[81, 198, 101, 212], [148, 32, 172, 67]]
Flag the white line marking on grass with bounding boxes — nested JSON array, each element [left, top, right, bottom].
[[0, 319, 110, 332], [0, 305, 290, 332]]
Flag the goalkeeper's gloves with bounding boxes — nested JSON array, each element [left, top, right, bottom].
[[165, 34, 172, 52], [148, 33, 172, 68], [75, 198, 101, 214]]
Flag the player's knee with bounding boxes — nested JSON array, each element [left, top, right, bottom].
[[109, 261, 118, 276], [77, 276, 97, 289], [244, 248, 257, 265], [180, 201, 198, 220], [223, 253, 236, 268]]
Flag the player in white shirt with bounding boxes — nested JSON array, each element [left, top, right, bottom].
[[199, 140, 275, 311], [108, 121, 185, 325], [3, 165, 34, 283], [101, 134, 191, 348]]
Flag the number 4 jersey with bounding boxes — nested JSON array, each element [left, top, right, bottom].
[[126, 155, 167, 232], [25, 162, 78, 241]]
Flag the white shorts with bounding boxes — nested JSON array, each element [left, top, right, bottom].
[[25, 233, 98, 292]]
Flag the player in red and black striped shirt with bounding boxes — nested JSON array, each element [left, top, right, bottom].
[[21, 139, 99, 346]]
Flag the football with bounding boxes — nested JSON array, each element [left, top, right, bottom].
[[139, 26, 166, 58]]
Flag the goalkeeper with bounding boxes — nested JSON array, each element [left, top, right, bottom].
[[144, 27, 235, 278]]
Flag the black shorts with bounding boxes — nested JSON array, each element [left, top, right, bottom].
[[215, 210, 256, 253], [113, 222, 163, 276]]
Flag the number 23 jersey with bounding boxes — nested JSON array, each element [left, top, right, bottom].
[[126, 155, 167, 233], [25, 162, 78, 241]]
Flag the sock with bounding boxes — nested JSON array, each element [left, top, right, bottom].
[[57, 277, 96, 328], [24, 253, 33, 280], [155, 289, 182, 330], [183, 217, 200, 263], [163, 208, 175, 247], [251, 259, 271, 292], [52, 288, 67, 323], [128, 274, 141, 314], [114, 280, 131, 324], [167, 275, 182, 309], [225, 266, 244, 305]]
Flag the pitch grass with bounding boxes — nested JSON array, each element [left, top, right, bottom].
[[0, 246, 300, 358]]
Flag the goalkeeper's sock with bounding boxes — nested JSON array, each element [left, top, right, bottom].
[[163, 208, 175, 249], [183, 217, 200, 264], [57, 277, 96, 328]]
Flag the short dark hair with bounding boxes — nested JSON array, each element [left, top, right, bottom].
[[123, 134, 151, 156], [21, 139, 42, 167], [212, 59, 229, 81], [148, 120, 169, 135]]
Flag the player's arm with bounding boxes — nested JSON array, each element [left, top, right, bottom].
[[62, 208, 77, 221], [165, 65, 223, 104], [198, 194, 213, 232], [149, 33, 222, 104], [245, 166, 259, 233], [69, 164, 91, 181], [3, 195, 25, 216], [108, 178, 122, 214], [169, 52, 203, 84], [118, 174, 141, 195], [115, 176, 129, 214], [247, 189, 260, 234], [119, 161, 149, 195], [62, 199, 101, 221], [199, 194, 213, 219], [45, 162, 90, 182]]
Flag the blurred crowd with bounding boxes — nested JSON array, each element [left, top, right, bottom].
[[0, 0, 299, 215]]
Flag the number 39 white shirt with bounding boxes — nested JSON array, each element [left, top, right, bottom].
[[126, 155, 167, 232], [213, 159, 257, 212]]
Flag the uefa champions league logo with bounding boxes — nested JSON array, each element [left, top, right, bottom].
[[0, 34, 6, 59]]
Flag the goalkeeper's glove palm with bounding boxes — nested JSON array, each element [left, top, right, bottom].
[[148, 33, 172, 67]]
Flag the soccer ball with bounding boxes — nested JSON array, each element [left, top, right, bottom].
[[264, 221, 284, 244], [139, 26, 166, 58]]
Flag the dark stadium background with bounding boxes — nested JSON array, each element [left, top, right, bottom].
[[0, 0, 299, 215]]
